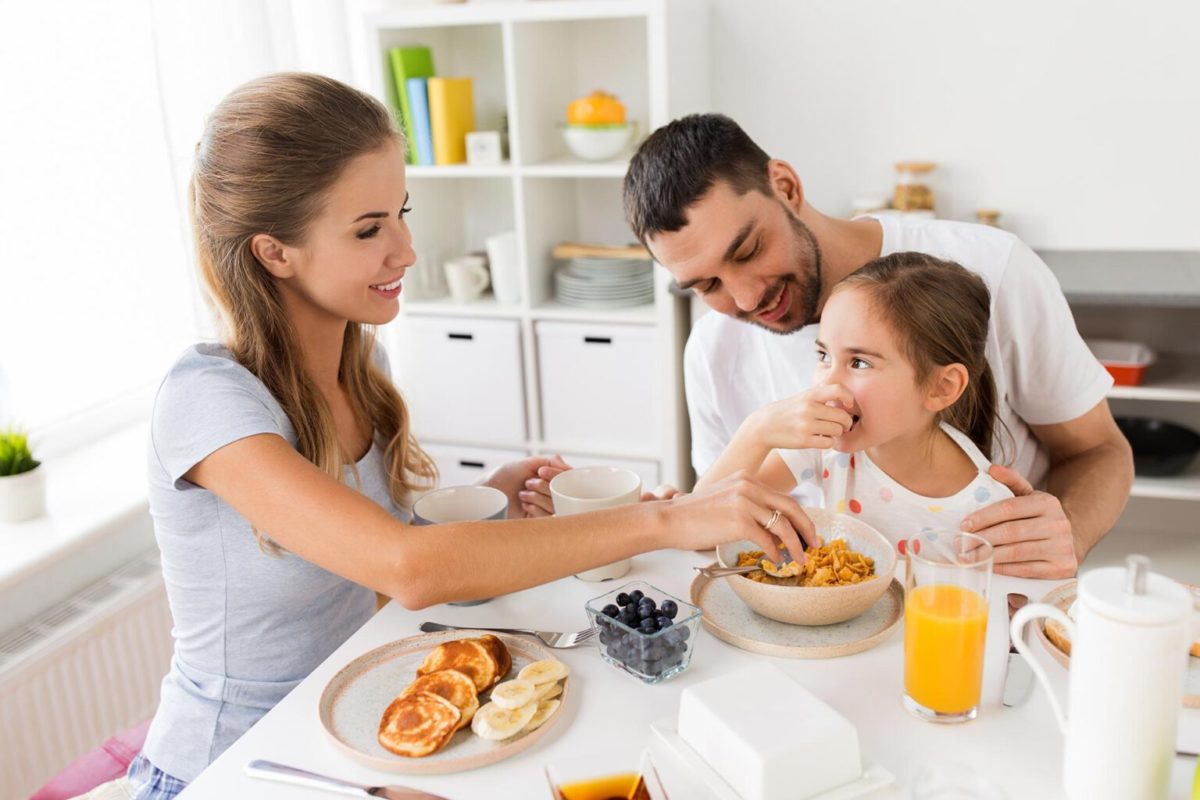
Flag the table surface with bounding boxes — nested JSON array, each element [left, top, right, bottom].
[[180, 548, 1200, 800]]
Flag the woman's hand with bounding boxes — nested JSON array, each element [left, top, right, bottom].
[[745, 383, 856, 451], [659, 472, 820, 562], [641, 484, 681, 502], [483, 454, 573, 518]]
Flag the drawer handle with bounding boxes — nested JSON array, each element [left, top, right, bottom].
[[458, 460, 485, 469], [447, 333, 474, 341], [583, 336, 613, 345]]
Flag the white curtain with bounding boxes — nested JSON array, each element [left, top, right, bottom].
[[0, 0, 357, 449]]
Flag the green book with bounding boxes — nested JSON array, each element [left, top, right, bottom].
[[388, 46, 435, 164]]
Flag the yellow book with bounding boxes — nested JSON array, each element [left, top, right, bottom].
[[427, 77, 475, 165]]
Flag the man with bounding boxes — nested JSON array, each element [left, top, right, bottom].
[[623, 113, 1132, 578]]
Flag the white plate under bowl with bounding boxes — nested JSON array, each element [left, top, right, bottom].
[[317, 629, 571, 774]]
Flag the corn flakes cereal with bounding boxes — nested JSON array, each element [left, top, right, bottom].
[[736, 539, 876, 587]]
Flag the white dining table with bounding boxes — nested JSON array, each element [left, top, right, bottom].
[[179, 547, 1199, 800]]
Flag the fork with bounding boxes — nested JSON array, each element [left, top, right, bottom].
[[419, 621, 595, 648], [245, 759, 450, 799]]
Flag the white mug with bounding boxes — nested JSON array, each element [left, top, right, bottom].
[[1010, 555, 1192, 799], [444, 255, 490, 303], [549, 466, 640, 581], [485, 231, 521, 306]]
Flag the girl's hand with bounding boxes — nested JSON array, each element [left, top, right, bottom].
[[660, 472, 820, 561], [483, 455, 573, 518], [746, 383, 856, 451]]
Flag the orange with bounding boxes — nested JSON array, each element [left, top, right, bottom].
[[566, 91, 626, 126]]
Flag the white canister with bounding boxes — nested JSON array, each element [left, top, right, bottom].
[[1011, 555, 1192, 800]]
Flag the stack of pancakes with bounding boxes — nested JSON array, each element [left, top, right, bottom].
[[379, 635, 511, 758]]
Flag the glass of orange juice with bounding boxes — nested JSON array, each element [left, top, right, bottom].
[[903, 530, 993, 723]]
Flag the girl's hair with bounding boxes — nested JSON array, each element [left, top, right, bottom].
[[189, 72, 436, 551], [837, 252, 1007, 461]]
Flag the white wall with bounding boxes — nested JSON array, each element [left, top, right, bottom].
[[707, 0, 1200, 249]]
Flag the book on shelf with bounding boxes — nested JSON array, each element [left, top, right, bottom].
[[387, 46, 434, 165], [405, 78, 435, 166], [427, 77, 475, 166]]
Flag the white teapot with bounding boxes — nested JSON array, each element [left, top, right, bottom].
[[1011, 555, 1192, 800]]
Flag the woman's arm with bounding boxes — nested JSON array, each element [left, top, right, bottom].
[[187, 433, 817, 609]]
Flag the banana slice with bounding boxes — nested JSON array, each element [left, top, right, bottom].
[[518, 658, 569, 686], [534, 679, 563, 701], [522, 698, 561, 732], [470, 700, 538, 741], [490, 679, 536, 710]]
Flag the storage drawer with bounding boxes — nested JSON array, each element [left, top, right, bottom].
[[398, 316, 526, 445], [422, 443, 529, 488], [536, 321, 656, 450], [557, 453, 660, 492]]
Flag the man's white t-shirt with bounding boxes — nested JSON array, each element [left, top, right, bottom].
[[683, 215, 1113, 497]]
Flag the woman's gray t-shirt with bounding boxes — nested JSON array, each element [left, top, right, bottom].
[[142, 343, 410, 783]]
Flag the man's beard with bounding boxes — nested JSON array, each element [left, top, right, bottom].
[[738, 211, 822, 336]]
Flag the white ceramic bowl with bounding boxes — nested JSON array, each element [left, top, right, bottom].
[[560, 124, 636, 161], [715, 507, 897, 626]]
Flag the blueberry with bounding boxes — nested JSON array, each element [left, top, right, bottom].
[[655, 615, 673, 629], [643, 643, 667, 661], [638, 604, 657, 620], [620, 608, 639, 626], [642, 658, 663, 676], [602, 603, 620, 618], [638, 618, 658, 635], [629, 589, 645, 604], [675, 625, 691, 642], [660, 599, 678, 619], [616, 592, 631, 607], [638, 597, 657, 614]]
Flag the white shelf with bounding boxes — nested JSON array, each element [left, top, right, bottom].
[[531, 300, 656, 325], [536, 440, 661, 461], [521, 156, 630, 178], [401, 296, 524, 319], [1107, 355, 1200, 402], [366, 0, 672, 28], [1129, 462, 1200, 501], [407, 163, 514, 179]]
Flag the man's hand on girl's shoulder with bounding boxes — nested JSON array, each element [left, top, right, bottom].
[[960, 464, 1078, 579]]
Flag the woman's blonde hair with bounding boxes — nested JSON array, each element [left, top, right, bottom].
[[189, 72, 436, 551], [837, 252, 1009, 462]]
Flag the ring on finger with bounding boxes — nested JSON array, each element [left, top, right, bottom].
[[763, 508, 782, 531]]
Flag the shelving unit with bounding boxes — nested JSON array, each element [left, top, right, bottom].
[[1045, 252, 1200, 562], [355, 0, 710, 490]]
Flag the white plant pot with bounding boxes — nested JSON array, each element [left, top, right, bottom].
[[0, 465, 46, 523]]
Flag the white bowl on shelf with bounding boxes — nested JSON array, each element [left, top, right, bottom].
[[560, 123, 637, 161]]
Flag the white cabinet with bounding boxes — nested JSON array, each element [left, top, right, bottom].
[[396, 315, 526, 446], [422, 442, 529, 488], [360, 0, 711, 489], [536, 321, 656, 452]]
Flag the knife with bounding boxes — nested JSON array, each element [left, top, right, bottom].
[[1002, 592, 1034, 707]]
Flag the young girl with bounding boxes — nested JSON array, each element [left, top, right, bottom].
[[126, 73, 813, 798], [697, 251, 1014, 550]]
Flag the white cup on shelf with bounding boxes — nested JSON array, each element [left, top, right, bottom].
[[485, 231, 522, 306], [444, 255, 490, 303]]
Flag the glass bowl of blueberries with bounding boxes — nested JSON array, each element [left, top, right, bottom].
[[585, 580, 701, 684]]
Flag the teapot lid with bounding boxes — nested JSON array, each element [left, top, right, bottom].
[[1078, 555, 1191, 626]]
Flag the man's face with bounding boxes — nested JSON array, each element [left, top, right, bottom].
[[645, 181, 822, 334]]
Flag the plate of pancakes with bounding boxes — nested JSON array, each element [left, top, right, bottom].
[[318, 630, 572, 774]]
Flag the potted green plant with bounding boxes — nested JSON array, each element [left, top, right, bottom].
[[0, 429, 45, 522]]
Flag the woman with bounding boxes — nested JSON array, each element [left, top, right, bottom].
[[124, 72, 813, 798]]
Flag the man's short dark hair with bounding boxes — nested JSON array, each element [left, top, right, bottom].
[[623, 113, 772, 244]]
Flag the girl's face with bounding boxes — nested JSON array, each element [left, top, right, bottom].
[[813, 286, 937, 453], [283, 141, 415, 326]]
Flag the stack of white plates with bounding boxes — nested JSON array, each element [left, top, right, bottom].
[[554, 258, 654, 308]]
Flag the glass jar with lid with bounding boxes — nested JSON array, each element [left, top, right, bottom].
[[893, 161, 936, 212]]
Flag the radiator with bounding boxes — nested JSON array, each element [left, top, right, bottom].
[[0, 552, 172, 799]]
